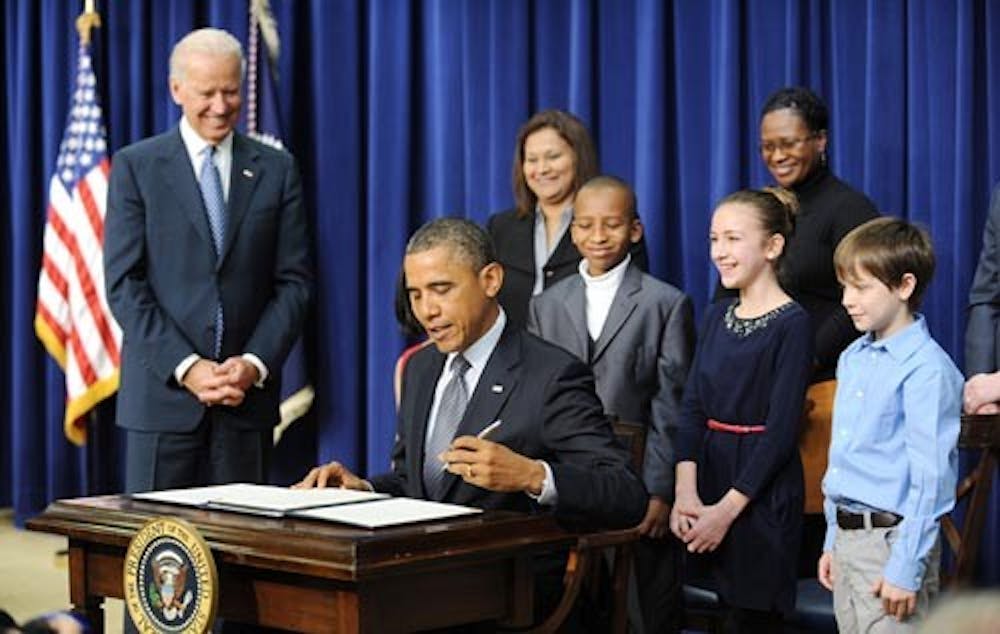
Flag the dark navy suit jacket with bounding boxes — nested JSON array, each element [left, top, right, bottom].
[[369, 325, 648, 529], [966, 184, 1000, 375], [104, 128, 312, 433]]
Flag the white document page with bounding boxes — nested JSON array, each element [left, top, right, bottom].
[[133, 483, 386, 514], [206, 484, 385, 512], [132, 483, 249, 507], [295, 497, 482, 528]]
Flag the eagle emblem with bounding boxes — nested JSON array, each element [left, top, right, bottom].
[[149, 549, 193, 621], [124, 517, 217, 633]]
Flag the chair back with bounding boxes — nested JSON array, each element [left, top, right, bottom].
[[393, 340, 432, 411], [611, 419, 647, 472], [799, 379, 836, 514], [527, 418, 645, 634]]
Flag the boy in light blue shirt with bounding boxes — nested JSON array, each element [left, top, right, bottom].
[[819, 218, 962, 632]]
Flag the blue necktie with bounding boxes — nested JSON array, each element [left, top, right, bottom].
[[423, 355, 472, 500], [199, 145, 226, 357]]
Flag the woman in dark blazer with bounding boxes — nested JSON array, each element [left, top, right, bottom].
[[487, 110, 647, 327]]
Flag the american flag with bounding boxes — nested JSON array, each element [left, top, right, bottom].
[[34, 29, 121, 446]]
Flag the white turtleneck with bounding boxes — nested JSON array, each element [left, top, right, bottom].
[[579, 254, 631, 340]]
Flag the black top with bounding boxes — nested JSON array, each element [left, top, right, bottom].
[[784, 166, 879, 379], [486, 208, 649, 328], [716, 166, 878, 380]]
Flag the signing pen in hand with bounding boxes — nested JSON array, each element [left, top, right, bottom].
[[476, 419, 503, 440], [441, 419, 503, 470]]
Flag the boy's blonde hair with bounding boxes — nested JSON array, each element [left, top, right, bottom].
[[834, 217, 935, 311]]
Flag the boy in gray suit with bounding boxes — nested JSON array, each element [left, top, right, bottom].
[[528, 176, 695, 633]]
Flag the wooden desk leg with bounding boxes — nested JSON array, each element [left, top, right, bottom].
[[335, 590, 361, 634], [610, 543, 633, 634], [497, 554, 533, 629], [507, 554, 534, 628], [68, 541, 104, 634]]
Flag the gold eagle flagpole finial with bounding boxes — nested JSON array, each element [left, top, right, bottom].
[[76, 0, 101, 45]]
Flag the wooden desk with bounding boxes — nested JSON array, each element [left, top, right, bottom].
[[27, 495, 578, 633]]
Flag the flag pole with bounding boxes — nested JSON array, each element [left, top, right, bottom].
[[81, 0, 102, 492], [77, 0, 113, 494], [76, 0, 100, 44], [80, 0, 101, 459]]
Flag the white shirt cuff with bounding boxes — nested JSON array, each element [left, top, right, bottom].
[[174, 354, 201, 385], [242, 353, 268, 388], [526, 460, 558, 507]]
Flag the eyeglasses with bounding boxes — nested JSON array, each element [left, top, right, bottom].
[[759, 135, 816, 156]]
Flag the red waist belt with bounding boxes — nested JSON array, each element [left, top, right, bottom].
[[707, 418, 766, 434]]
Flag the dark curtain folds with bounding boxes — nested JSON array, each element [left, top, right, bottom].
[[2, 0, 998, 584]]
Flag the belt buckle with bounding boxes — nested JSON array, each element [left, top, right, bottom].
[[836, 508, 871, 531], [838, 508, 900, 530]]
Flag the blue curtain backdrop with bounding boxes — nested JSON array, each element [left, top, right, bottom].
[[2, 0, 998, 583]]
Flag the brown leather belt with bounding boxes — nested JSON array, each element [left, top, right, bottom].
[[836, 508, 902, 530]]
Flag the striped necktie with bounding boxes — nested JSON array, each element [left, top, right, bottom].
[[423, 354, 472, 499]]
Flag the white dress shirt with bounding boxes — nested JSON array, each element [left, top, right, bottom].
[[179, 116, 233, 199], [425, 310, 507, 442]]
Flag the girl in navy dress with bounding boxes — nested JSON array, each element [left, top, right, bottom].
[[671, 188, 813, 632]]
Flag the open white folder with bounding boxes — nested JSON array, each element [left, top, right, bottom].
[[131, 483, 481, 527], [132, 483, 386, 517]]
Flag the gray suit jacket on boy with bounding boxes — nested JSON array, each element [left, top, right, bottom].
[[527, 262, 695, 500]]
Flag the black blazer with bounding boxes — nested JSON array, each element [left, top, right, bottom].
[[486, 208, 649, 328], [369, 325, 648, 529]]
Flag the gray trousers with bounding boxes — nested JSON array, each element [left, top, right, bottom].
[[832, 526, 940, 634]]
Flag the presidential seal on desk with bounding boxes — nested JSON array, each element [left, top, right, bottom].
[[124, 517, 218, 633]]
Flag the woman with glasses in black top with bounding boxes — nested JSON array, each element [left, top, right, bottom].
[[757, 86, 879, 380]]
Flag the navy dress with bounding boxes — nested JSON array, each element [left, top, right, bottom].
[[675, 299, 813, 614]]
